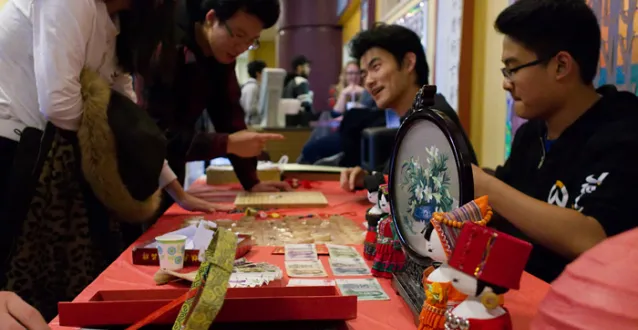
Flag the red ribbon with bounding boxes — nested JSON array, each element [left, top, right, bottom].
[[125, 287, 197, 330], [284, 178, 320, 189]]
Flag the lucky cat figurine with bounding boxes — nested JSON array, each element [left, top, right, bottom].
[[371, 184, 405, 278], [363, 173, 387, 260], [444, 222, 532, 330], [418, 196, 493, 330]]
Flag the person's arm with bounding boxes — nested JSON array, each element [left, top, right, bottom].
[[294, 78, 313, 113], [33, 0, 94, 131], [159, 160, 178, 189], [475, 140, 638, 259], [475, 167, 605, 259], [112, 73, 138, 103], [333, 87, 348, 114], [203, 66, 259, 190]]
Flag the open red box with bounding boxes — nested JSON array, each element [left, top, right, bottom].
[[58, 286, 357, 327], [132, 234, 254, 266]]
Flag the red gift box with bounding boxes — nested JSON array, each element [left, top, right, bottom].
[[132, 234, 254, 266], [58, 286, 357, 327]]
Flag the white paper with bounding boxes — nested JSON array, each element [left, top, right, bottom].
[[193, 220, 216, 261], [287, 279, 336, 287]]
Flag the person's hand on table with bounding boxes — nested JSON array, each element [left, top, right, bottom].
[[0, 291, 49, 330], [250, 181, 293, 192], [176, 193, 234, 212], [340, 166, 368, 192], [227, 130, 284, 158]]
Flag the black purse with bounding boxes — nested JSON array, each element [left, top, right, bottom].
[[78, 68, 166, 222]]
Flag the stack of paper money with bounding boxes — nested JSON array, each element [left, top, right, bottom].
[[326, 244, 371, 276], [335, 278, 390, 301], [326, 244, 389, 301], [230, 258, 283, 288], [284, 244, 328, 277]]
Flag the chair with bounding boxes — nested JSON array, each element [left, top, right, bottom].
[[360, 127, 398, 172]]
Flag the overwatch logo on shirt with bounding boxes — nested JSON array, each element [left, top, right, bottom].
[[573, 172, 609, 212], [547, 180, 569, 208]]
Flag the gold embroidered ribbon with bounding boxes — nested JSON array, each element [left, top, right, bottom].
[[172, 229, 237, 330]]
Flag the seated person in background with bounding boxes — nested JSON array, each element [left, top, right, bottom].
[[283, 55, 313, 113], [472, 0, 638, 282], [332, 60, 366, 118], [340, 24, 473, 190], [241, 60, 267, 125], [298, 62, 369, 164]]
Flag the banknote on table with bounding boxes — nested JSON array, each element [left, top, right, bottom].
[[285, 244, 318, 261], [326, 244, 361, 260], [329, 257, 371, 276], [231, 261, 283, 288], [287, 279, 336, 287], [285, 260, 328, 277], [336, 278, 390, 301]]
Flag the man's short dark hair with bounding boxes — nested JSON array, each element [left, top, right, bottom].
[[291, 55, 311, 70], [248, 60, 267, 78], [495, 0, 601, 84], [349, 24, 428, 86], [194, 0, 280, 28]]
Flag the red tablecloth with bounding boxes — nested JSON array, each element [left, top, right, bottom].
[[49, 181, 549, 329]]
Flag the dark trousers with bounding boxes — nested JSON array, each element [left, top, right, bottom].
[[0, 136, 18, 208]]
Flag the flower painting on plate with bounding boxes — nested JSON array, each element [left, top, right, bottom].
[[399, 146, 458, 235], [391, 119, 461, 257]]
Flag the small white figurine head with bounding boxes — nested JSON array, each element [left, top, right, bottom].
[[423, 224, 448, 262], [448, 266, 480, 296], [378, 184, 390, 213], [363, 174, 384, 205], [367, 190, 379, 205]]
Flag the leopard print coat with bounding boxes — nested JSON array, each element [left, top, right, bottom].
[[2, 68, 164, 321]]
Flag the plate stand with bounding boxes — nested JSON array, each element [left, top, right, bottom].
[[391, 256, 430, 325]]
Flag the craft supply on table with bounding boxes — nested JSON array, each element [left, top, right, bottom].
[[234, 191, 329, 209], [133, 220, 253, 266], [285, 260, 328, 278], [326, 244, 371, 276], [173, 229, 237, 330], [154, 258, 282, 288], [272, 244, 330, 255], [287, 279, 337, 287], [231, 215, 365, 246], [155, 234, 187, 271], [336, 278, 390, 301], [284, 244, 319, 261], [326, 244, 361, 259], [329, 257, 371, 276]]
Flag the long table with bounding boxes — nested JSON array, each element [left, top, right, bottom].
[[49, 181, 549, 329]]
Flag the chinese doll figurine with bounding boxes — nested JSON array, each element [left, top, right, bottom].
[[531, 227, 638, 330], [444, 222, 532, 330], [418, 196, 493, 330], [371, 184, 405, 278], [363, 173, 387, 260]]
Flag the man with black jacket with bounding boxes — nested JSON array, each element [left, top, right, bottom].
[[339, 24, 474, 191], [472, 0, 638, 282]]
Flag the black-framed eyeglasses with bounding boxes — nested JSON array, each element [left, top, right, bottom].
[[501, 59, 546, 79], [223, 22, 260, 50]]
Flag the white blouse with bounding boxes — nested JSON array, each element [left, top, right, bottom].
[[0, 0, 176, 187]]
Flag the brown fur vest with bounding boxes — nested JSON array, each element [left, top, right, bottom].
[[78, 68, 162, 222]]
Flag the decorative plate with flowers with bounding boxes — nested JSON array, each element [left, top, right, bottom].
[[399, 146, 458, 235]]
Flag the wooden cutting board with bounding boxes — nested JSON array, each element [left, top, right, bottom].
[[234, 191, 328, 209]]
